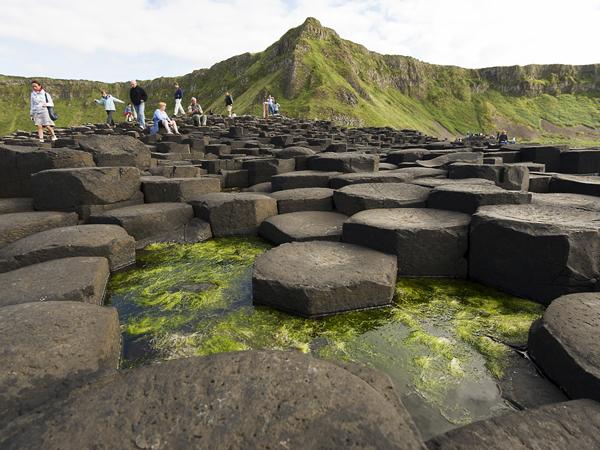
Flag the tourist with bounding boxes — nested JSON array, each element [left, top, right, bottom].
[[267, 95, 275, 115], [95, 90, 125, 126], [173, 83, 185, 116], [129, 80, 148, 129], [273, 101, 280, 115], [124, 103, 135, 122], [224, 92, 234, 117], [29, 80, 57, 143], [188, 97, 207, 126], [151, 102, 180, 135], [498, 130, 509, 145]]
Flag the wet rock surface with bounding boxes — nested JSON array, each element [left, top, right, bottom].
[[426, 400, 600, 450]]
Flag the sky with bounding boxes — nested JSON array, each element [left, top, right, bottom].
[[1, 0, 599, 82]]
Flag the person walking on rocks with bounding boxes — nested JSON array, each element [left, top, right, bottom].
[[129, 80, 148, 129], [151, 102, 180, 135], [95, 90, 125, 126], [173, 83, 185, 116], [224, 91, 234, 117], [29, 80, 57, 143], [188, 97, 207, 126]]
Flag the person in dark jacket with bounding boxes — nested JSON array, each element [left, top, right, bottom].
[[173, 83, 185, 116], [224, 92, 234, 117], [129, 80, 148, 129]]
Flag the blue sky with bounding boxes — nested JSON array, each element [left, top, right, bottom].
[[1, 0, 599, 82]]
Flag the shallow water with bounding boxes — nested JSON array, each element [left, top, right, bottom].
[[107, 237, 545, 439]]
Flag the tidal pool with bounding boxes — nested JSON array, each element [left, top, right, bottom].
[[107, 237, 546, 439]]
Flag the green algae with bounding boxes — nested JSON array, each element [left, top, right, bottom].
[[107, 238, 544, 434]]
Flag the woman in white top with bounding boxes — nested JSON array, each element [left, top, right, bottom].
[[29, 80, 57, 142], [151, 102, 180, 135]]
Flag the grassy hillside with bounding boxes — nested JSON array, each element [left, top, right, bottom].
[[2, 18, 599, 145]]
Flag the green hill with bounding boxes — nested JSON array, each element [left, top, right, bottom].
[[2, 18, 599, 145]]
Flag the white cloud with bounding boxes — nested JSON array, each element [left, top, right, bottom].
[[0, 0, 598, 81]]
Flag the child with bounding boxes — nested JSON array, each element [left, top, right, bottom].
[[124, 103, 135, 122]]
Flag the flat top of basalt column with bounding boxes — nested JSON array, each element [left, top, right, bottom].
[[273, 170, 340, 178], [194, 192, 274, 205], [432, 184, 516, 194], [336, 182, 431, 200], [532, 193, 600, 212], [254, 241, 396, 288], [270, 187, 334, 200], [411, 177, 495, 188], [390, 167, 447, 178], [329, 172, 415, 185], [1, 351, 424, 450], [347, 208, 471, 230], [475, 204, 600, 229]]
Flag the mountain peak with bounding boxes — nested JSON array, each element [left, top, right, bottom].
[[296, 17, 333, 40]]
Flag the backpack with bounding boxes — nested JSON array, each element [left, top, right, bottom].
[[45, 93, 59, 121]]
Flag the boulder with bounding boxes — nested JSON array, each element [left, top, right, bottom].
[[528, 292, 600, 401], [0, 301, 120, 428], [271, 170, 341, 191], [308, 152, 379, 173], [329, 171, 415, 189], [0, 198, 33, 214], [447, 163, 529, 190], [391, 167, 447, 178], [142, 177, 221, 202], [427, 184, 531, 214], [243, 181, 272, 193], [550, 174, 600, 197], [0, 351, 424, 450], [253, 241, 397, 317], [386, 149, 431, 165], [416, 152, 483, 168], [343, 208, 470, 277], [78, 135, 151, 170], [519, 145, 566, 172], [426, 400, 600, 450], [270, 187, 334, 213], [0, 257, 110, 307], [0, 224, 136, 273], [242, 158, 296, 185], [0, 211, 78, 248], [531, 193, 600, 212], [469, 204, 600, 303], [259, 211, 347, 244], [560, 148, 600, 174], [0, 145, 95, 197], [88, 203, 205, 248], [192, 192, 277, 236], [334, 183, 431, 216], [31, 167, 141, 214]]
